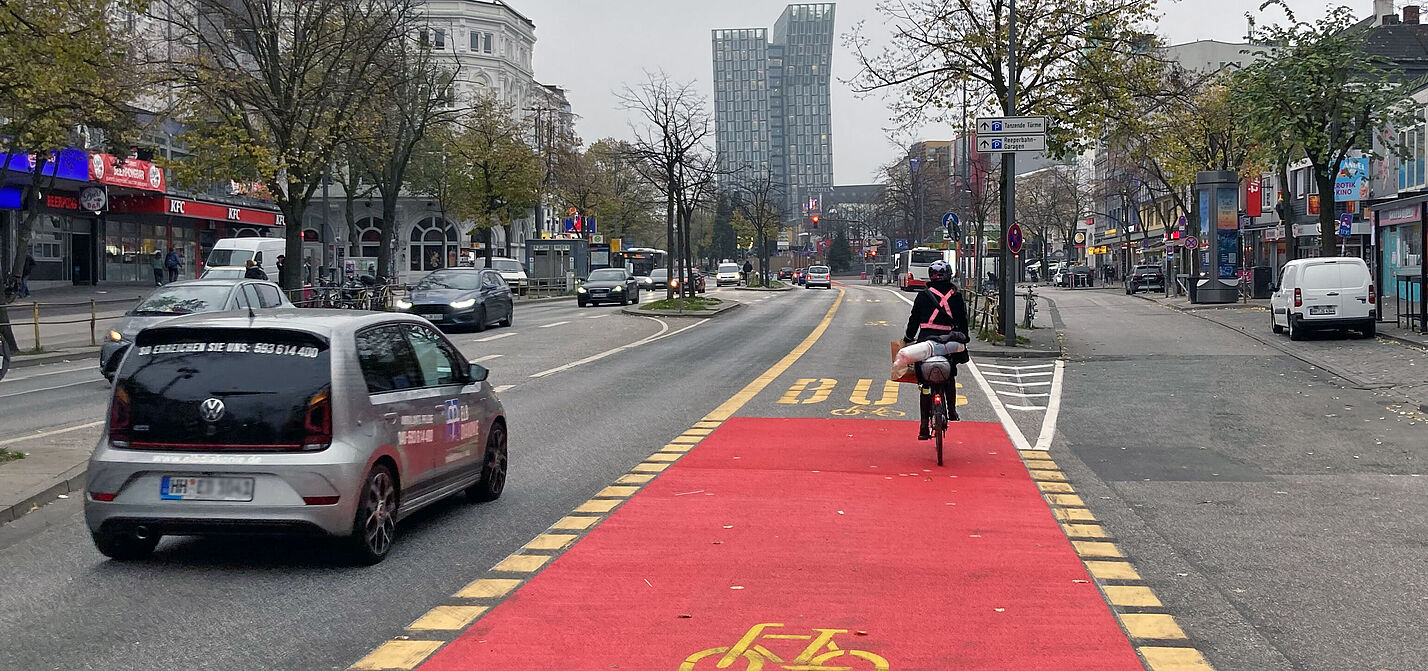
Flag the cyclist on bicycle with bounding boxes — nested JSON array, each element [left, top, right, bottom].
[[902, 260, 969, 440]]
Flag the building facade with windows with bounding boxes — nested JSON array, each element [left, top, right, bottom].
[[713, 3, 835, 217]]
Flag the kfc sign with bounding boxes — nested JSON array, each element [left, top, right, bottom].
[[89, 153, 166, 192]]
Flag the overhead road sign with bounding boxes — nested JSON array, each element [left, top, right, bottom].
[[976, 116, 1048, 135], [978, 135, 1046, 153]]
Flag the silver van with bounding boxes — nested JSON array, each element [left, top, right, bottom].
[[85, 310, 508, 564]]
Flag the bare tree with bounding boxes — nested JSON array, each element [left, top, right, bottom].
[[163, 0, 418, 289], [617, 71, 712, 299], [729, 171, 786, 287]]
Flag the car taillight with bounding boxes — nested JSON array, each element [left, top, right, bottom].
[[90, 492, 117, 502], [303, 389, 332, 450], [1293, 287, 1302, 308], [303, 495, 340, 505], [109, 388, 131, 447], [1369, 284, 1376, 304]]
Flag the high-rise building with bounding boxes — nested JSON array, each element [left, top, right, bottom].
[[713, 4, 835, 216]]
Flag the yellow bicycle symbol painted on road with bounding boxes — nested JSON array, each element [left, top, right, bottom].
[[682, 622, 890, 670], [829, 406, 907, 418]]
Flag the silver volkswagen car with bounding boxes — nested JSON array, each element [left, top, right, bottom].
[[85, 310, 508, 564]]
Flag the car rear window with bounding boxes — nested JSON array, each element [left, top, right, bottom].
[[116, 328, 331, 449], [810, 266, 829, 273]]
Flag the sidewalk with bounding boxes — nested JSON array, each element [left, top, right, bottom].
[[0, 423, 100, 524], [967, 285, 1062, 359], [4, 283, 152, 356], [380, 418, 1147, 671], [1132, 291, 1428, 411]]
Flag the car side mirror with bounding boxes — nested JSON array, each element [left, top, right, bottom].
[[468, 363, 489, 382]]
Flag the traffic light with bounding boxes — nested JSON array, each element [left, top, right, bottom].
[[869, 249, 877, 258], [809, 214, 820, 228]]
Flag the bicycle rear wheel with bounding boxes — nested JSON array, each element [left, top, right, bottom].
[[932, 383, 948, 466]]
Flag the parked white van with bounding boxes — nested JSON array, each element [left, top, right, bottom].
[[204, 238, 285, 280], [1270, 257, 1376, 340]]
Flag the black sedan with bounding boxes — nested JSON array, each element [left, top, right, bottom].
[[578, 268, 641, 306], [396, 268, 513, 331]]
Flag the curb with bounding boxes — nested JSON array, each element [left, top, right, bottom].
[[10, 347, 101, 369], [0, 462, 87, 525], [621, 301, 744, 319], [973, 347, 1062, 360], [514, 295, 572, 305], [734, 285, 794, 292]]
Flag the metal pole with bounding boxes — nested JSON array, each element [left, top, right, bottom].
[[90, 299, 96, 346], [321, 172, 331, 273], [1001, 0, 1017, 346], [31, 301, 39, 351]]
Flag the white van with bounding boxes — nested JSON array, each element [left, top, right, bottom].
[[1270, 257, 1376, 340], [204, 238, 285, 280]]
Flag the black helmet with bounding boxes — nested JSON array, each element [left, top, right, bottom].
[[928, 260, 951, 282]]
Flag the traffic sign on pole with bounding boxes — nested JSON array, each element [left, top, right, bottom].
[[977, 135, 1046, 153], [976, 116, 1048, 134], [1336, 213, 1353, 238], [1007, 223, 1024, 255]]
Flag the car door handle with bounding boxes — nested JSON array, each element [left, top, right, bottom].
[[1325, 292, 1340, 296]]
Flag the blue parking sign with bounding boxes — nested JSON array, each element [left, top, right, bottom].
[[894, 238, 908, 251]]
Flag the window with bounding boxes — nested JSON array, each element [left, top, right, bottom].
[[403, 324, 463, 387], [434, 29, 445, 49], [1262, 176, 1274, 209], [358, 220, 382, 258], [470, 31, 480, 51], [483, 32, 493, 54], [1400, 125, 1425, 190], [409, 217, 459, 272], [355, 325, 423, 393], [241, 284, 262, 308], [256, 284, 284, 308]]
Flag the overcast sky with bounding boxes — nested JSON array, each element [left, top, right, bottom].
[[512, 0, 1360, 185]]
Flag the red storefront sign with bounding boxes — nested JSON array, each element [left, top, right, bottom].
[[44, 193, 80, 210], [1245, 178, 1262, 217], [88, 153, 166, 192], [110, 195, 284, 226]]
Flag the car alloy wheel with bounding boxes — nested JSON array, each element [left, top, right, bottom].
[[351, 464, 398, 564], [468, 422, 507, 502], [472, 305, 487, 332]]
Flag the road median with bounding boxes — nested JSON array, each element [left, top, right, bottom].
[[623, 296, 743, 318]]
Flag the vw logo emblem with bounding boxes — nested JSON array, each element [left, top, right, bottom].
[[199, 398, 226, 423]]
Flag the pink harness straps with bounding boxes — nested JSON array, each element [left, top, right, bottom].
[[919, 286, 956, 331]]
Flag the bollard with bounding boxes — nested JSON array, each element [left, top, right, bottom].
[[32, 301, 39, 351], [90, 299, 97, 346]]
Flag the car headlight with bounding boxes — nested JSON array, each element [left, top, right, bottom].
[[395, 299, 412, 310], [108, 330, 123, 342], [610, 285, 623, 292], [577, 286, 588, 293], [450, 298, 477, 309], [671, 279, 680, 288]]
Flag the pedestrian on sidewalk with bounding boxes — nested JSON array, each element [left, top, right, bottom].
[[742, 259, 753, 285], [276, 254, 285, 281], [150, 251, 165, 286], [165, 248, 182, 283], [243, 259, 268, 280], [19, 253, 34, 297]]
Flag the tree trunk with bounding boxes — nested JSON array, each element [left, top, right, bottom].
[[0, 162, 49, 352], [1278, 163, 1296, 264], [665, 185, 675, 300], [1316, 168, 1338, 258], [375, 184, 399, 284], [281, 199, 308, 291]]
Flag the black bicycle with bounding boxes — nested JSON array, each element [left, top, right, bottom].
[[927, 380, 950, 465]]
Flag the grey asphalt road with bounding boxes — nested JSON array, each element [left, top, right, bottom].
[[1046, 286, 1428, 671], [0, 285, 844, 671]]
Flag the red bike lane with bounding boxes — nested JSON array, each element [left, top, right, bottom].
[[414, 416, 1145, 670]]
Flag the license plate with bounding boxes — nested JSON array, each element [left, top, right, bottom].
[[161, 476, 255, 501], [1309, 305, 1336, 315], [420, 313, 445, 321]]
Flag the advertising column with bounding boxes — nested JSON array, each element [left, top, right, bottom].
[[1195, 170, 1239, 303]]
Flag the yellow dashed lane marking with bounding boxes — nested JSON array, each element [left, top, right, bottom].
[[523, 533, 577, 551], [1073, 541, 1124, 558], [1084, 560, 1141, 581], [647, 452, 682, 462], [575, 499, 621, 513], [660, 444, 695, 453], [1024, 459, 1058, 470], [1030, 469, 1068, 482], [683, 428, 714, 436], [408, 605, 489, 631], [1139, 646, 1215, 670], [705, 290, 844, 421], [668, 435, 702, 444], [492, 554, 550, 573], [1119, 613, 1188, 640], [694, 421, 722, 429], [634, 462, 671, 473], [1062, 523, 1109, 539], [1046, 494, 1085, 506], [597, 485, 640, 498], [1053, 507, 1097, 522], [616, 473, 655, 485], [455, 578, 521, 599], [1037, 481, 1075, 494], [550, 515, 600, 530], [1019, 450, 1044, 459], [350, 640, 443, 670], [1104, 585, 1163, 608]]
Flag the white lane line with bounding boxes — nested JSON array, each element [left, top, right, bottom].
[[996, 391, 1051, 399], [538, 321, 569, 329], [528, 317, 703, 379], [979, 362, 1055, 370], [475, 332, 518, 342], [981, 371, 1054, 378], [0, 364, 95, 384], [473, 354, 503, 363], [0, 379, 103, 399], [493, 384, 516, 393], [1033, 360, 1066, 451], [987, 380, 1051, 387], [1004, 404, 1049, 411], [586, 314, 608, 319], [0, 420, 105, 447]]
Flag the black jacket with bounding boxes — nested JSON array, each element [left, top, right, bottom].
[[904, 280, 969, 342], [244, 267, 268, 280]]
